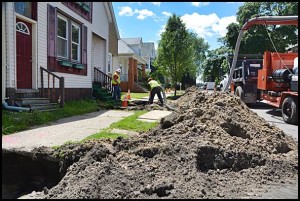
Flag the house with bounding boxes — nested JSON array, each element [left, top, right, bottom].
[[2, 2, 119, 106], [141, 42, 156, 73], [118, 37, 148, 92]]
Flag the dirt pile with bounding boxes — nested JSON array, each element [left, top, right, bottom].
[[30, 86, 298, 199]]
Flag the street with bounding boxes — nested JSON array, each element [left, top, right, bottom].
[[249, 101, 298, 142]]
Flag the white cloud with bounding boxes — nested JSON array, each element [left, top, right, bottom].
[[151, 2, 161, 6], [135, 9, 155, 20], [212, 16, 237, 37], [162, 11, 172, 17], [156, 25, 166, 38], [191, 2, 210, 7], [119, 6, 134, 16], [180, 13, 236, 39]]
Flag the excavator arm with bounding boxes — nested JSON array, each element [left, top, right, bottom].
[[223, 15, 298, 92]]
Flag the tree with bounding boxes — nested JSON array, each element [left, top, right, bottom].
[[221, 2, 298, 54], [180, 32, 209, 89], [201, 47, 229, 84], [155, 14, 194, 96]]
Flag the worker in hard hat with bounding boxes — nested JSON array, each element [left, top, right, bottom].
[[147, 77, 164, 106], [112, 68, 121, 101]]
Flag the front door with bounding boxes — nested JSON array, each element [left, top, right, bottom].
[[16, 18, 32, 89]]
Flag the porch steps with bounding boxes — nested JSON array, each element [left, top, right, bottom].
[[13, 89, 60, 112], [14, 98, 60, 112], [92, 84, 114, 101]]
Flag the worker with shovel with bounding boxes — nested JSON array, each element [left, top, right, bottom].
[[147, 77, 164, 106]]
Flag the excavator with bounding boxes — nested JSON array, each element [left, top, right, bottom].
[[223, 16, 298, 125]]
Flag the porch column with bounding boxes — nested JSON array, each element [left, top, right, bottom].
[[134, 59, 138, 82], [142, 64, 146, 78], [128, 58, 134, 90]]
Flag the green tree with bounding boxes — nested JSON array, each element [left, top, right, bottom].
[[201, 47, 229, 84], [180, 32, 209, 89], [155, 14, 194, 96], [221, 2, 298, 54]]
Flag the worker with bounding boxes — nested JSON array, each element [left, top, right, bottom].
[[112, 68, 121, 101], [147, 77, 164, 106]]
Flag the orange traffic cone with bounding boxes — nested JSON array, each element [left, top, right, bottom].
[[127, 89, 131, 99], [122, 95, 128, 108]]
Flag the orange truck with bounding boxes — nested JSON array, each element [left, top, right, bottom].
[[224, 16, 298, 125]]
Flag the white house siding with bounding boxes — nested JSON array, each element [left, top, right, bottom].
[[92, 34, 106, 73], [38, 2, 110, 89], [91, 2, 109, 75], [2, 2, 6, 101], [5, 2, 16, 89]]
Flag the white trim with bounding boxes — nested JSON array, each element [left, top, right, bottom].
[[16, 21, 30, 35], [57, 14, 69, 59], [71, 22, 81, 62]]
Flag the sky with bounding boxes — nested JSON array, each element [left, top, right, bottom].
[[112, 2, 245, 51]]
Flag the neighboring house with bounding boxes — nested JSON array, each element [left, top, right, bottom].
[[2, 2, 119, 105], [118, 38, 147, 92], [141, 42, 156, 73]]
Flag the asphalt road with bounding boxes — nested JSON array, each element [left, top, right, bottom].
[[249, 101, 298, 142]]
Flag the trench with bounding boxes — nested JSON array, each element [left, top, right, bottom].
[[2, 151, 62, 199]]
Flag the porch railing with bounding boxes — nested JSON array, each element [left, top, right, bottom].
[[94, 67, 112, 93], [40, 66, 65, 108]]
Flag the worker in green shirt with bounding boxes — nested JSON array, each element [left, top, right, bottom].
[[147, 77, 164, 106]]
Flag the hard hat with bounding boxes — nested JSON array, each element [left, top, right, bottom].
[[116, 69, 121, 73], [147, 77, 153, 82]]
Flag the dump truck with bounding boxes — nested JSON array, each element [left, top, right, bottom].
[[224, 15, 298, 125]]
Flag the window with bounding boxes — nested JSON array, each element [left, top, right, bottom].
[[71, 23, 80, 61], [56, 14, 81, 62], [57, 15, 68, 58], [48, 4, 87, 75], [15, 2, 32, 18], [16, 22, 30, 35], [14, 2, 37, 20], [61, 2, 92, 23]]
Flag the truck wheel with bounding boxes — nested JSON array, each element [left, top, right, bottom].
[[235, 86, 244, 102], [282, 97, 298, 125]]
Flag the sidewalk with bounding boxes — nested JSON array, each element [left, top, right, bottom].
[[2, 109, 172, 152]]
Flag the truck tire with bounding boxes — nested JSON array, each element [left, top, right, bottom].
[[235, 86, 244, 102], [281, 97, 298, 125]]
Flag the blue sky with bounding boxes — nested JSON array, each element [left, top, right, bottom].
[[112, 2, 245, 51]]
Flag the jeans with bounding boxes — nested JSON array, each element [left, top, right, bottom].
[[113, 85, 121, 100], [148, 86, 164, 105]]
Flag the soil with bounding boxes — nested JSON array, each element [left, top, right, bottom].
[[28, 86, 298, 199]]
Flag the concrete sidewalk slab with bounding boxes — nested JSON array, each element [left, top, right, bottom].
[[137, 110, 172, 122], [2, 110, 134, 152]]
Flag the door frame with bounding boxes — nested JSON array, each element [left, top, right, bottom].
[[15, 13, 37, 90]]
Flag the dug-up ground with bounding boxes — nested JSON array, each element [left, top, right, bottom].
[[24, 86, 298, 199]]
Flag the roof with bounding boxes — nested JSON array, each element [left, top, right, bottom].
[[118, 39, 135, 54], [122, 37, 142, 45]]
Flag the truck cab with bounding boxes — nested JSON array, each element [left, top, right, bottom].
[[230, 54, 263, 104]]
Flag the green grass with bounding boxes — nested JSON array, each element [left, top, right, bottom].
[[2, 98, 101, 135], [82, 110, 158, 141], [128, 92, 149, 99], [110, 110, 158, 132], [83, 129, 129, 141]]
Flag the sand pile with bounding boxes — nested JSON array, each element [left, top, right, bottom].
[[30, 86, 298, 199]]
